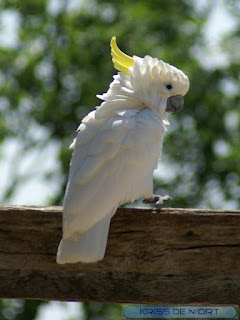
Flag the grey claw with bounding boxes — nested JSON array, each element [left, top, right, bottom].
[[155, 195, 172, 207], [143, 194, 172, 207]]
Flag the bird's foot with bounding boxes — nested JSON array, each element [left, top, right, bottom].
[[143, 194, 172, 207]]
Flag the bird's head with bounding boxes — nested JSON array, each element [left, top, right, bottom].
[[110, 37, 189, 115]]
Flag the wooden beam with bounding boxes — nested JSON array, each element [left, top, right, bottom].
[[0, 205, 240, 304]]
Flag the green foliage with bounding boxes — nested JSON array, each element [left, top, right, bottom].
[[1, 0, 239, 208], [82, 302, 122, 320], [0, 0, 239, 318], [0, 300, 48, 320]]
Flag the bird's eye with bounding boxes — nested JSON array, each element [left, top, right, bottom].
[[166, 84, 172, 90]]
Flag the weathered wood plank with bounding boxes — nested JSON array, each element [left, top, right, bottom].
[[0, 205, 240, 303]]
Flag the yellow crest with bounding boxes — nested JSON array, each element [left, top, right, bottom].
[[110, 37, 134, 75]]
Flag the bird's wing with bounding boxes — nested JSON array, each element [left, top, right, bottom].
[[63, 108, 164, 241]]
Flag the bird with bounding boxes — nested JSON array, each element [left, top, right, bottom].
[[56, 36, 189, 264]]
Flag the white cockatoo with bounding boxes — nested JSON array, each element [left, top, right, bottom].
[[57, 37, 189, 264]]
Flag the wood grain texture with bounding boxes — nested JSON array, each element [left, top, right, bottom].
[[0, 205, 240, 304]]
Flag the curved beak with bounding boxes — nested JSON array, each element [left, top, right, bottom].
[[166, 95, 184, 114]]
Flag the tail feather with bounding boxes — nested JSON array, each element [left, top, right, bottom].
[[57, 214, 111, 264]]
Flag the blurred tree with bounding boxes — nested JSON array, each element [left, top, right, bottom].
[[0, 0, 239, 319], [0, 300, 48, 320], [1, 0, 239, 208], [82, 302, 122, 320]]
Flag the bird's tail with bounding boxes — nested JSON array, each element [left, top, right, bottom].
[[56, 214, 111, 264]]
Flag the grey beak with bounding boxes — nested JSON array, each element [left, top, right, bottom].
[[166, 95, 184, 114]]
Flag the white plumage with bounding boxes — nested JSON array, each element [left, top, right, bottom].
[[56, 38, 189, 264]]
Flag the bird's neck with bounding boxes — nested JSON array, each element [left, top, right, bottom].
[[96, 73, 169, 125]]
